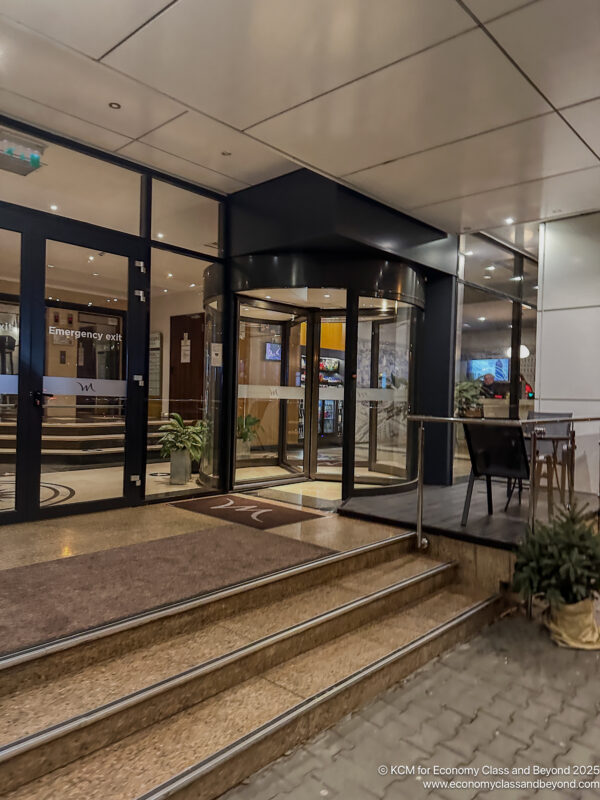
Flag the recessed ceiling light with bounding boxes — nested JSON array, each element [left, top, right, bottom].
[[92, 272, 99, 277], [266, 295, 271, 299], [505, 217, 515, 225], [167, 272, 173, 278], [485, 265, 496, 271], [163, 289, 168, 293], [50, 204, 58, 212], [189, 283, 196, 288], [88, 256, 94, 262], [108, 101, 121, 109], [88, 302, 92, 306], [48, 296, 53, 300], [509, 275, 524, 281], [113, 298, 118, 302], [533, 285, 539, 290], [477, 316, 486, 321], [56, 298, 60, 302], [157, 232, 164, 239], [47, 264, 54, 269], [483, 275, 492, 280], [324, 293, 331, 298]]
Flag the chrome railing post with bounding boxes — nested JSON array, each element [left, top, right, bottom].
[[416, 420, 428, 550]]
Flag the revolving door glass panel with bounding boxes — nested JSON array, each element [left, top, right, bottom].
[[316, 315, 346, 479], [235, 300, 307, 484], [354, 298, 415, 487]]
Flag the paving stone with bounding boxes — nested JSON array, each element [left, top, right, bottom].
[[557, 741, 600, 769], [519, 700, 553, 728], [519, 733, 570, 765], [483, 695, 520, 724], [480, 730, 526, 766], [549, 704, 590, 732], [566, 684, 600, 713], [573, 720, 600, 751], [535, 686, 568, 713], [444, 686, 501, 719], [444, 712, 503, 760], [271, 748, 325, 787], [498, 682, 538, 708], [538, 720, 580, 749], [304, 728, 353, 760], [503, 713, 544, 746]]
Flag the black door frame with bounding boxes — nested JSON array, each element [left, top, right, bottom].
[[0, 200, 149, 523]]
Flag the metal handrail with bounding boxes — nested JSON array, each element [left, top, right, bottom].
[[408, 413, 600, 550]]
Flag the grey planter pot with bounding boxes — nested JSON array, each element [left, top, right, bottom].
[[170, 449, 192, 484], [237, 438, 251, 459]]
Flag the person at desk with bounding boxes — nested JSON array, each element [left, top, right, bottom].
[[479, 373, 497, 398]]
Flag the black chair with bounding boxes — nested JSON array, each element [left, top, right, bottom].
[[461, 422, 530, 527]]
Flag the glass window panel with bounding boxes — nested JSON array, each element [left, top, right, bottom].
[[520, 305, 537, 418], [316, 315, 346, 479], [42, 240, 128, 506], [354, 298, 414, 487], [0, 125, 140, 233], [0, 229, 21, 512], [152, 180, 220, 255], [146, 248, 213, 498]]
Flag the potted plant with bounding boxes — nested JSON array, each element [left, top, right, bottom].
[[513, 505, 600, 649], [236, 414, 261, 459], [158, 412, 209, 485], [455, 379, 483, 417]]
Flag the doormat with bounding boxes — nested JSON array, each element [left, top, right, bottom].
[[0, 524, 333, 656], [172, 494, 322, 529]]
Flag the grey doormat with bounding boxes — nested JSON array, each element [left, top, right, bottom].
[[0, 524, 333, 656]]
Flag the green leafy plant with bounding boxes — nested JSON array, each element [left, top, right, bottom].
[[158, 413, 209, 461], [513, 505, 600, 608], [455, 379, 483, 416], [236, 414, 261, 443]]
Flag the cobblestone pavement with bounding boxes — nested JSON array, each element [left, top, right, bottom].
[[220, 613, 600, 800]]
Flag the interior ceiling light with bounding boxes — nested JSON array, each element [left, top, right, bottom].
[[265, 295, 271, 299], [324, 293, 331, 298], [505, 217, 515, 225], [477, 316, 486, 321], [510, 275, 524, 281], [157, 232, 164, 239], [50, 204, 58, 211], [163, 289, 168, 293], [485, 265, 496, 271], [108, 102, 121, 109], [167, 272, 173, 278], [47, 264, 54, 269], [189, 283, 196, 288], [88, 302, 92, 306], [88, 256, 94, 262], [506, 345, 530, 359], [462, 250, 473, 256], [0, 128, 46, 176], [483, 275, 492, 280], [92, 272, 99, 277], [113, 298, 118, 302], [533, 285, 539, 290]]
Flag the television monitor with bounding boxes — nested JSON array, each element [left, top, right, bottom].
[[467, 358, 509, 382], [265, 342, 281, 361]]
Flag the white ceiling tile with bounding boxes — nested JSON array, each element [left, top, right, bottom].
[[461, 0, 533, 22], [104, 0, 475, 129], [118, 141, 245, 194], [248, 29, 550, 176], [348, 113, 598, 209], [0, 18, 184, 139], [488, 0, 600, 108], [0, 0, 172, 59], [0, 88, 131, 151], [561, 98, 600, 157], [412, 166, 600, 232], [140, 112, 296, 185]]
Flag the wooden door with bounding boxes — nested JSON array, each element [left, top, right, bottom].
[[169, 313, 204, 420]]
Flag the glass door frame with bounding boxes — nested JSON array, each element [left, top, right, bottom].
[[0, 200, 148, 523], [232, 295, 313, 488]]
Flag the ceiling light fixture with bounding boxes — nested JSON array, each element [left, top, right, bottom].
[[477, 316, 486, 322], [533, 285, 539, 290], [88, 302, 92, 307], [483, 275, 491, 280], [157, 232, 164, 239], [167, 272, 173, 278], [324, 293, 331, 298], [113, 298, 118, 302], [47, 264, 54, 269], [485, 265, 496, 271], [88, 256, 94, 262], [505, 217, 515, 225], [108, 102, 121, 109], [509, 275, 523, 281], [266, 295, 271, 299], [92, 272, 99, 277], [50, 203, 58, 211], [163, 289, 168, 293], [189, 283, 196, 288]]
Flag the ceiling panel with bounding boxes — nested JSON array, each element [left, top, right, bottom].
[[488, 0, 600, 109], [0, 18, 184, 139], [0, 89, 131, 151], [0, 0, 172, 59], [104, 0, 475, 130], [561, 98, 600, 158], [412, 166, 600, 232], [118, 141, 245, 193], [461, 0, 534, 22], [248, 29, 550, 176], [140, 112, 296, 185], [348, 113, 597, 209]]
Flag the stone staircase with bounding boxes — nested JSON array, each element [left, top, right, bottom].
[[0, 532, 504, 800]]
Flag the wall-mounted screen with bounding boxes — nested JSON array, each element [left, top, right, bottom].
[[265, 342, 281, 361], [467, 358, 509, 381]]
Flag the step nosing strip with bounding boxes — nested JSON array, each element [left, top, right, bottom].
[[0, 559, 453, 761], [0, 532, 417, 671], [136, 594, 501, 800]]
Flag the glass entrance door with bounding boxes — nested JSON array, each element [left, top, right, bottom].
[[314, 314, 346, 479]]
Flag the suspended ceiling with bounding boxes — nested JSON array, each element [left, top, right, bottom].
[[0, 0, 599, 233]]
